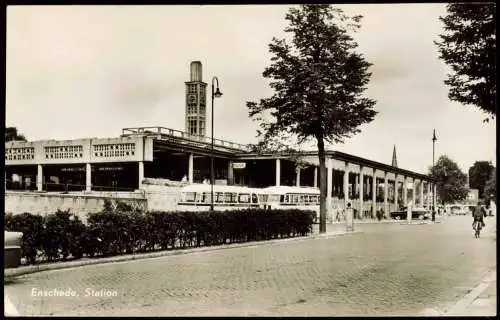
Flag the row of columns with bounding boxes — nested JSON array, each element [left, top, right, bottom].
[[274, 158, 437, 215]]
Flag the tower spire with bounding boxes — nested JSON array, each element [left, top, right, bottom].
[[392, 145, 398, 167]]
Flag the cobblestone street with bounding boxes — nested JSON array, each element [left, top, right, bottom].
[[5, 215, 496, 316]]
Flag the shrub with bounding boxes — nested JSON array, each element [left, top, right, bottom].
[[4, 208, 314, 264], [41, 210, 87, 261]]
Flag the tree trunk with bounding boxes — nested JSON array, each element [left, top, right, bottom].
[[317, 136, 327, 234]]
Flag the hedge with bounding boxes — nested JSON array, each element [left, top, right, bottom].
[[4, 204, 315, 265]]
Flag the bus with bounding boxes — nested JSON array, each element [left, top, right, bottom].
[[177, 184, 264, 211], [261, 186, 320, 222]]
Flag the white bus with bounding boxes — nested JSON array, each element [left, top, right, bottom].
[[177, 184, 264, 211], [261, 186, 320, 222]]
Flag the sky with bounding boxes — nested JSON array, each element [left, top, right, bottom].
[[6, 4, 496, 175]]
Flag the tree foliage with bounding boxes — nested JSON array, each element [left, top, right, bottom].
[[246, 5, 377, 233], [468, 161, 495, 199], [435, 3, 496, 120], [429, 155, 469, 204], [5, 127, 27, 142], [483, 168, 496, 204]]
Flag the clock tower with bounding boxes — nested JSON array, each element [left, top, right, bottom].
[[185, 61, 207, 136]]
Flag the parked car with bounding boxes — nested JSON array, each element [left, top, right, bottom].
[[5, 231, 23, 268], [390, 207, 430, 220]]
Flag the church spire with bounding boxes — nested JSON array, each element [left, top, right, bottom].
[[391, 145, 398, 167]]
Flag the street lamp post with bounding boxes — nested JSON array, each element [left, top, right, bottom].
[[210, 76, 223, 211], [432, 129, 437, 220]]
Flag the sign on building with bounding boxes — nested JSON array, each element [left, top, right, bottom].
[[232, 162, 246, 169]]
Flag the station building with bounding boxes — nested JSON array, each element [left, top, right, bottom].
[[5, 61, 437, 219]]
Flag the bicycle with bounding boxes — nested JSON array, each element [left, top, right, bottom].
[[473, 220, 482, 238]]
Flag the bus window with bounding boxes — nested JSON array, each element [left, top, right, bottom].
[[252, 194, 259, 204], [202, 192, 211, 203], [195, 192, 203, 203], [216, 192, 224, 203], [184, 192, 196, 202], [225, 192, 236, 203], [239, 194, 250, 203], [280, 195, 285, 203], [293, 194, 299, 203], [269, 195, 280, 203], [258, 194, 268, 203]]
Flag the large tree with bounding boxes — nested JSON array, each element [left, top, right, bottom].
[[5, 127, 27, 142], [435, 3, 496, 120], [483, 168, 496, 204], [468, 161, 495, 199], [429, 155, 469, 205], [247, 5, 377, 233]]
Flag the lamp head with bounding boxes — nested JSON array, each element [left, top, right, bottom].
[[214, 88, 222, 98]]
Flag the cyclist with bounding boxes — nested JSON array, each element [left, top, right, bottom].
[[472, 202, 486, 230]]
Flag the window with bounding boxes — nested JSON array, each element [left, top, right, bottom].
[[215, 192, 224, 203], [258, 194, 268, 203], [187, 105, 197, 114], [6, 147, 36, 161], [202, 192, 211, 203], [43, 145, 82, 160], [199, 120, 205, 135], [269, 195, 280, 202], [238, 194, 250, 203], [224, 192, 237, 203], [189, 84, 197, 93], [252, 194, 258, 204], [189, 119, 198, 135], [184, 192, 196, 202], [92, 143, 135, 158]]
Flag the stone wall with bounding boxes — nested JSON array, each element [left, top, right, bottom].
[[4, 191, 147, 223]]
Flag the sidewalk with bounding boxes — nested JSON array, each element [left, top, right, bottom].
[[443, 270, 496, 316], [4, 294, 20, 317], [4, 228, 362, 279]]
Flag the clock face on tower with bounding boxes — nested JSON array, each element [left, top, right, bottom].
[[188, 94, 197, 104]]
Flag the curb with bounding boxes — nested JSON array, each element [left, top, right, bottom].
[[328, 219, 442, 225], [441, 269, 496, 316], [4, 230, 362, 278]]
